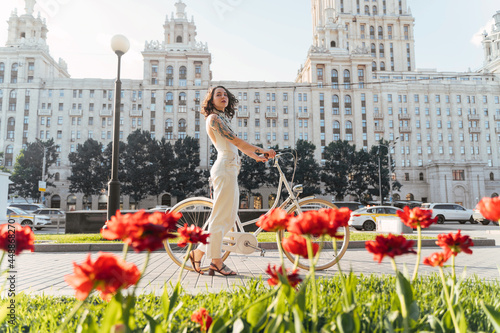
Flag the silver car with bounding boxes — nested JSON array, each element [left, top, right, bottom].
[[33, 208, 66, 224], [421, 203, 476, 224]]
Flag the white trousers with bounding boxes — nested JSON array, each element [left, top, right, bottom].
[[198, 156, 240, 259]]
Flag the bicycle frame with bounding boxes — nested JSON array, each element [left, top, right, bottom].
[[235, 153, 306, 236]]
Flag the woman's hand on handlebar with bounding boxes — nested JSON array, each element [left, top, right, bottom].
[[262, 149, 276, 161], [254, 149, 276, 163]]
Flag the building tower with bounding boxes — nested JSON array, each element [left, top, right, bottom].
[[141, 0, 212, 166], [481, 11, 500, 74]]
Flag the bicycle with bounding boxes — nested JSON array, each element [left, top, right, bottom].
[[163, 150, 350, 271]]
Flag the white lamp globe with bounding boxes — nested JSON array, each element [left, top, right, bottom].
[[111, 35, 130, 54]]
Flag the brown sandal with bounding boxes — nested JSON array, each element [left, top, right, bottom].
[[188, 251, 204, 275], [208, 263, 236, 276]]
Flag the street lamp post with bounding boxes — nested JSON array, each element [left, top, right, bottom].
[[107, 35, 130, 221]]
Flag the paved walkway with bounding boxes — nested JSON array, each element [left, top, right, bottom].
[[6, 224, 499, 297], [10, 242, 500, 297]]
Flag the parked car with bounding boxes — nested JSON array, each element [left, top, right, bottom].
[[6, 207, 51, 230], [348, 206, 403, 231], [473, 209, 499, 225], [148, 205, 171, 213], [420, 203, 476, 224], [332, 201, 365, 211], [8, 203, 47, 214], [33, 208, 66, 224]]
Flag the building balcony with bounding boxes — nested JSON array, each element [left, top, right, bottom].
[[468, 127, 481, 133], [100, 109, 112, 116], [38, 109, 52, 116], [374, 126, 384, 132], [237, 111, 249, 118], [467, 114, 480, 120], [398, 113, 411, 120], [265, 112, 278, 118], [297, 112, 310, 119], [130, 110, 143, 117], [494, 115, 500, 121], [399, 126, 412, 132], [373, 113, 384, 119], [69, 109, 83, 116], [495, 127, 500, 133]]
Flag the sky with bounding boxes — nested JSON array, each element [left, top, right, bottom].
[[0, 0, 498, 82]]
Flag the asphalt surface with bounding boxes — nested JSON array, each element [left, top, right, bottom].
[[7, 222, 500, 297]]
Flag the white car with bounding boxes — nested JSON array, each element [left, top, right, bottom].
[[348, 206, 403, 231], [421, 203, 476, 224], [473, 209, 499, 226], [6, 207, 51, 230]]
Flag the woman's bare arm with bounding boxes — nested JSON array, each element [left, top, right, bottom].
[[208, 114, 275, 162]]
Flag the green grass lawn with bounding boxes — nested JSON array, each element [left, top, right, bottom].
[[35, 232, 435, 244]]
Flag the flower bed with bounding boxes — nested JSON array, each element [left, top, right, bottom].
[[1, 198, 500, 332]]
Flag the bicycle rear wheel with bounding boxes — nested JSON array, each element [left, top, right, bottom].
[[277, 198, 350, 271], [163, 197, 230, 272]]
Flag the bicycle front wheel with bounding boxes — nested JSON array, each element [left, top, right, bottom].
[[163, 197, 230, 272], [277, 198, 350, 271]]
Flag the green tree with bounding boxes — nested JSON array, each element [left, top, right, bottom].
[[366, 140, 402, 204], [321, 140, 356, 200], [154, 138, 176, 200], [121, 130, 158, 205], [294, 140, 321, 197], [68, 139, 108, 198], [170, 136, 207, 201], [10, 139, 58, 201], [347, 148, 373, 202]]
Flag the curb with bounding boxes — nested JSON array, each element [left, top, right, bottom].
[[34, 239, 496, 252]]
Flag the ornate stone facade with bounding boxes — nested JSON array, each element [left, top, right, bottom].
[[0, 0, 499, 210]]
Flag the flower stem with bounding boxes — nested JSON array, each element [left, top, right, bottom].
[[334, 239, 349, 308], [411, 225, 422, 282], [122, 243, 129, 261], [439, 266, 461, 333], [452, 254, 456, 282], [277, 231, 285, 268], [178, 243, 193, 283], [132, 251, 151, 296], [306, 237, 318, 332], [391, 257, 398, 273]]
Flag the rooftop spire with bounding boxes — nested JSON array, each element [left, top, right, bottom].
[[25, 0, 35, 16], [175, 0, 186, 19]]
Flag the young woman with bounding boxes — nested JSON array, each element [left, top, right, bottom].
[[189, 86, 276, 276]]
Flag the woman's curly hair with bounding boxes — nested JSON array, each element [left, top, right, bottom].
[[201, 86, 238, 119]]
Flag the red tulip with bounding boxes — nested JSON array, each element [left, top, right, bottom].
[[265, 264, 302, 288], [0, 223, 35, 255], [365, 234, 416, 263], [191, 308, 212, 332], [287, 208, 351, 238], [177, 224, 210, 247], [423, 252, 451, 267], [397, 206, 437, 228], [64, 252, 141, 301], [476, 197, 500, 222], [101, 210, 181, 252], [282, 234, 319, 258], [256, 208, 291, 232], [436, 230, 474, 256]]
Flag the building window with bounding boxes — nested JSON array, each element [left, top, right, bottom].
[[452, 170, 465, 181]]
